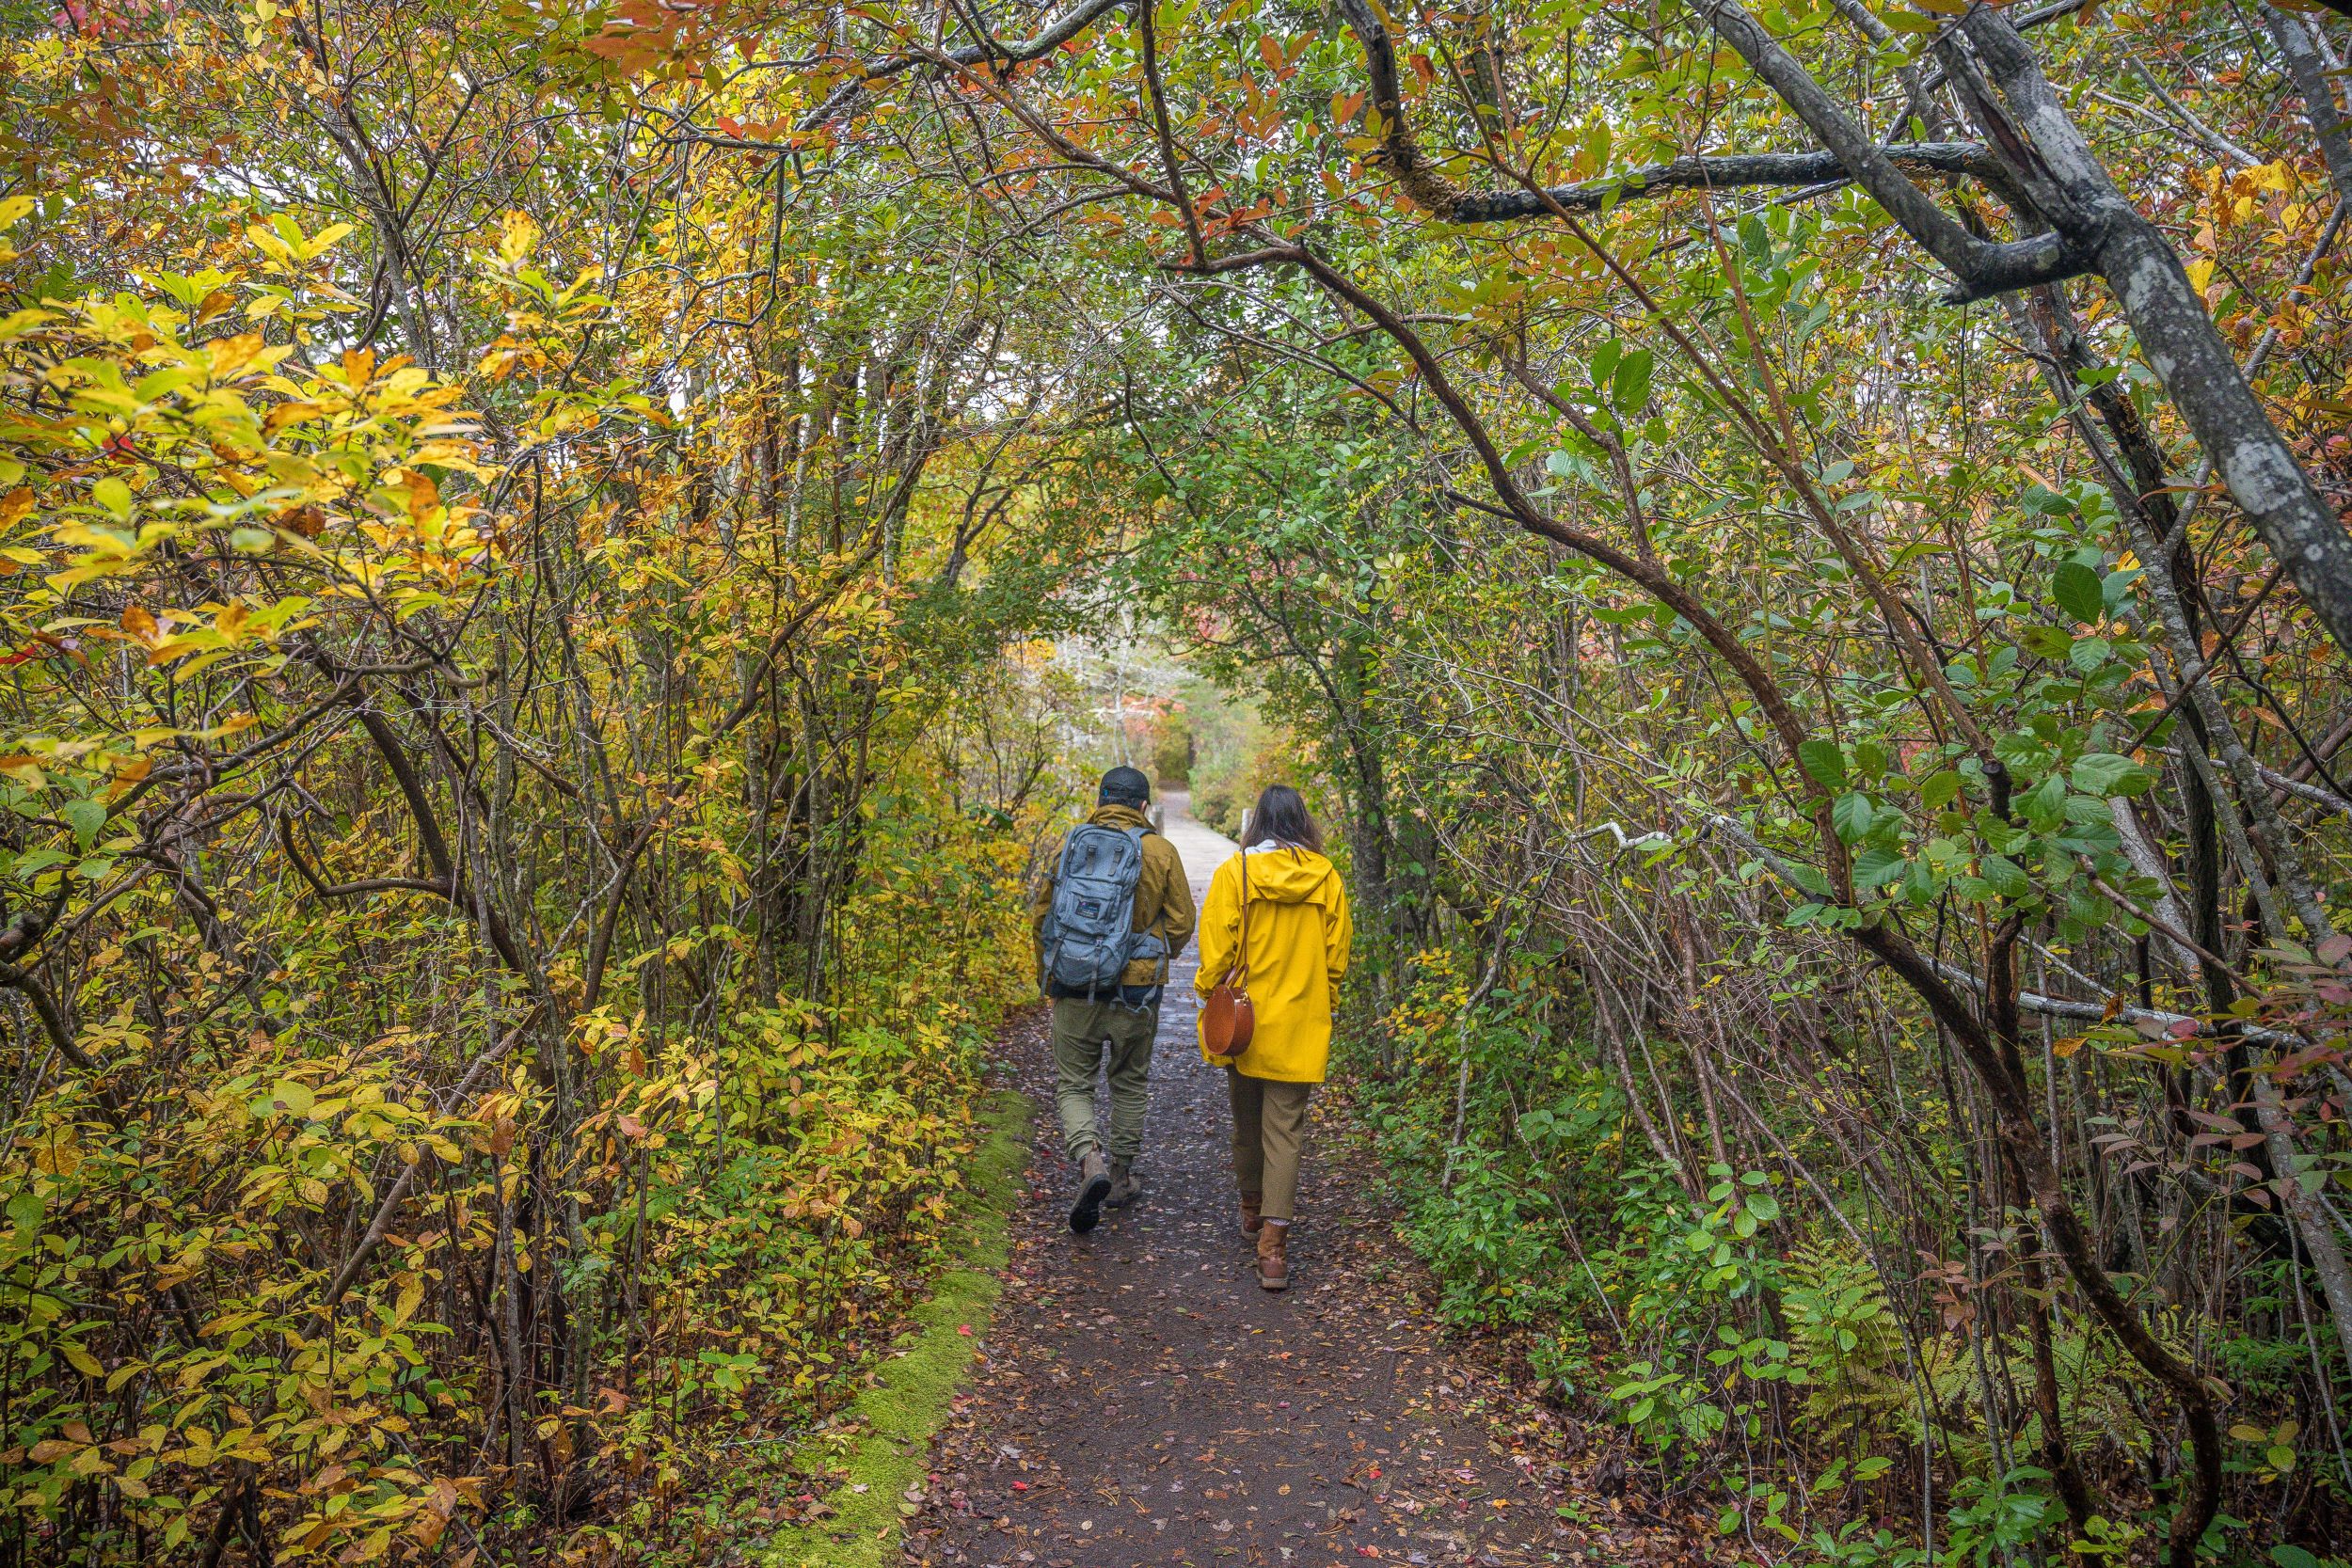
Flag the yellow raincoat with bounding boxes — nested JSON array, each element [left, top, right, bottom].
[[1194, 846, 1351, 1083]]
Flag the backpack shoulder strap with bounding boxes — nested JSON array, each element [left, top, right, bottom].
[[1109, 825, 1165, 987]]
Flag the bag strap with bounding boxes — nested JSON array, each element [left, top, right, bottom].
[[1227, 848, 1251, 990], [1125, 827, 1168, 987]]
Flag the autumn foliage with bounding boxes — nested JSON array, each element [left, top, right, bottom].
[[7, 0, 2352, 1563]]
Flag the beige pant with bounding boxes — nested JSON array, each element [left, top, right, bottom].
[[1228, 1069, 1313, 1221]]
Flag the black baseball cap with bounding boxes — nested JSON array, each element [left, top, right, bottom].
[[1099, 766, 1151, 805]]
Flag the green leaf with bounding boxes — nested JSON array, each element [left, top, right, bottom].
[[1612, 348, 1654, 415], [1832, 791, 1874, 844], [1784, 860, 1833, 897], [59, 798, 105, 852], [2073, 752, 2154, 798], [2052, 561, 2105, 624], [2068, 635, 2112, 673], [10, 847, 71, 877], [1797, 740, 1847, 793], [92, 476, 134, 521], [2019, 774, 2068, 830], [1979, 854, 2033, 899], [2020, 626, 2074, 660], [1919, 769, 1962, 810], [1852, 847, 1906, 890]]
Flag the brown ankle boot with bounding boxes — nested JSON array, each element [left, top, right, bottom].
[[1239, 1192, 1263, 1236], [1106, 1159, 1143, 1210], [1255, 1220, 1290, 1291]]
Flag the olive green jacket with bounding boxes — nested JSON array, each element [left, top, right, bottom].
[[1030, 802, 1198, 993]]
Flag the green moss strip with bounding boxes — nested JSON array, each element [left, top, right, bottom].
[[762, 1087, 1033, 1568]]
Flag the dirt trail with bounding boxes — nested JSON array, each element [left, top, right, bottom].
[[907, 796, 1589, 1568]]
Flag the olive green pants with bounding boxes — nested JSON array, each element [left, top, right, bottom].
[[1050, 996, 1158, 1164], [1228, 1069, 1313, 1221]]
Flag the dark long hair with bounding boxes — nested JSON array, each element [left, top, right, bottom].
[[1247, 784, 1324, 853]]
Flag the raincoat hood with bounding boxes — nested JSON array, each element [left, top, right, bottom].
[[1089, 801, 1154, 833], [1240, 847, 1340, 906]]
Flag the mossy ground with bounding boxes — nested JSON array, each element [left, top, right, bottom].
[[761, 1086, 1033, 1568]]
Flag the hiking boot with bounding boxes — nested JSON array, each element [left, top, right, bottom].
[[1105, 1159, 1143, 1210], [1069, 1150, 1112, 1234], [1255, 1220, 1290, 1291], [1238, 1192, 1263, 1236]]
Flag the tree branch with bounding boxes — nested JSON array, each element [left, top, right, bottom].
[[1448, 143, 2000, 223], [794, 0, 1130, 134], [315, 1004, 545, 1317]]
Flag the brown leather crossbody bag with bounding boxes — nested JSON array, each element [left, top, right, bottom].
[[1200, 849, 1255, 1059]]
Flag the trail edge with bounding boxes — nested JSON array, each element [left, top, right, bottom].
[[762, 1085, 1033, 1568]]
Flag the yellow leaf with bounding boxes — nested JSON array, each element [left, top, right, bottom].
[[206, 332, 269, 378], [246, 223, 294, 266], [497, 210, 541, 267], [301, 222, 356, 259]]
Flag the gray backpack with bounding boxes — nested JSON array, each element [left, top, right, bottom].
[[1041, 824, 1165, 996]]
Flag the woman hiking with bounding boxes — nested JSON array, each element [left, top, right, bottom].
[[1194, 784, 1352, 1291]]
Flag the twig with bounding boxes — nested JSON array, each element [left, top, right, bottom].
[[316, 1003, 546, 1317]]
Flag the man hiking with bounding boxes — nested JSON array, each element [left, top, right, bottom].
[[1031, 766, 1196, 1233]]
